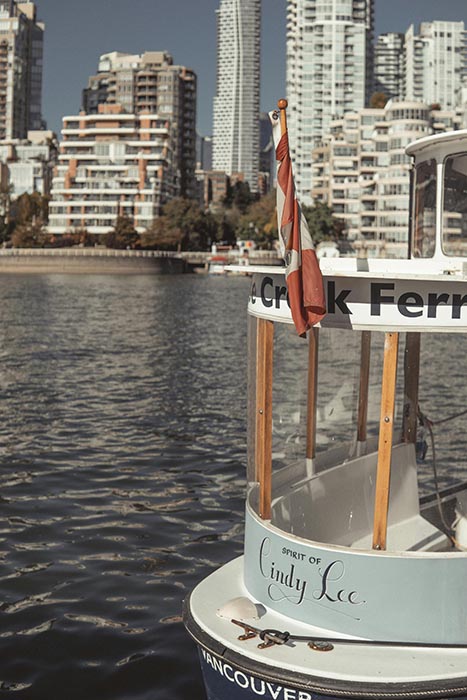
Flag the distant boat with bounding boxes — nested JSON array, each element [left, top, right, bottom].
[[184, 128, 467, 699], [208, 254, 229, 275]]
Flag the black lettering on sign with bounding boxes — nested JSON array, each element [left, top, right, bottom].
[[371, 283, 394, 316], [397, 292, 423, 318], [261, 276, 273, 308], [327, 281, 352, 315]]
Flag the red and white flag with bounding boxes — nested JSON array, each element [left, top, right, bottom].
[[270, 110, 326, 336]]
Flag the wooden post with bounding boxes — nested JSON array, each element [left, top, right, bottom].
[[278, 98, 288, 137], [403, 333, 421, 444], [372, 332, 399, 551], [357, 331, 371, 445], [256, 318, 274, 520], [306, 328, 319, 462]]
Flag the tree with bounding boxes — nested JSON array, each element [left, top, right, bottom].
[[11, 221, 47, 248], [104, 214, 139, 249], [369, 92, 388, 109], [141, 198, 217, 251], [236, 191, 277, 248], [223, 180, 256, 213], [302, 202, 345, 244], [14, 191, 49, 225], [9, 192, 50, 247]]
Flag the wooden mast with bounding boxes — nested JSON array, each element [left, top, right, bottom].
[[372, 332, 399, 550], [306, 328, 319, 467], [256, 318, 274, 520]]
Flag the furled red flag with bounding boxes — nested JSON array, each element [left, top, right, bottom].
[[270, 108, 326, 336]]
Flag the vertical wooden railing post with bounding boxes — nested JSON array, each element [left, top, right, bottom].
[[256, 318, 274, 520], [403, 333, 421, 444], [372, 332, 399, 551], [306, 328, 319, 469], [357, 331, 371, 449]]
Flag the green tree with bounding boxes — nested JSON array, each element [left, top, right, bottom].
[[104, 214, 140, 249], [223, 181, 256, 213], [142, 198, 217, 251], [302, 202, 345, 244], [236, 191, 277, 248], [11, 221, 47, 248], [10, 191, 50, 247], [369, 92, 388, 109], [14, 191, 49, 225]]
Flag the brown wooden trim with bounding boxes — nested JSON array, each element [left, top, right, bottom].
[[403, 333, 421, 444], [372, 332, 399, 551], [256, 318, 274, 520], [306, 328, 319, 460], [357, 331, 371, 444]]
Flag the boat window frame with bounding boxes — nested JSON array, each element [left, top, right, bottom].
[[412, 157, 437, 259], [441, 150, 467, 257]]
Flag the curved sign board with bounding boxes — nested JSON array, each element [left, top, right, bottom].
[[249, 272, 467, 332]]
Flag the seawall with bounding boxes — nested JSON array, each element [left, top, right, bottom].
[[0, 249, 187, 274]]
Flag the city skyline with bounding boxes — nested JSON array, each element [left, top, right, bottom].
[[19, 0, 467, 137]]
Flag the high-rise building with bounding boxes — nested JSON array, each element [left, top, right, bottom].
[[0, 0, 44, 140], [404, 21, 467, 110], [374, 33, 405, 101], [312, 100, 462, 256], [212, 0, 260, 193], [286, 0, 374, 203], [48, 105, 176, 236], [82, 51, 197, 199]]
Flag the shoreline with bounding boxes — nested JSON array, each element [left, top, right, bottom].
[[0, 248, 282, 274], [0, 249, 189, 274]]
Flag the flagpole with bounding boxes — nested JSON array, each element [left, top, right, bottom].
[[372, 332, 399, 551], [278, 98, 288, 136]]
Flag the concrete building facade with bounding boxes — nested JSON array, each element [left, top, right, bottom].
[[404, 21, 467, 110], [374, 33, 405, 101], [212, 0, 260, 193], [82, 51, 197, 199], [0, 0, 44, 140], [48, 105, 176, 236], [286, 0, 374, 204], [0, 129, 57, 196], [312, 101, 461, 257]]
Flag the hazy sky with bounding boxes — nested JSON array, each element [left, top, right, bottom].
[[37, 0, 467, 137]]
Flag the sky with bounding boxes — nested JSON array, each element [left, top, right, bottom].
[[36, 0, 467, 138]]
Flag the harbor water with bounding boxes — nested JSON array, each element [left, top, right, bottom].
[[0, 272, 465, 700], [0, 274, 249, 700]]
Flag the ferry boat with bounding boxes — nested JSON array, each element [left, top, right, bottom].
[[184, 126, 467, 699]]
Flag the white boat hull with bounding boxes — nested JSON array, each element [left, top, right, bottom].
[[184, 557, 467, 700]]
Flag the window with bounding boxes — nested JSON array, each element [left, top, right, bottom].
[[412, 159, 436, 258], [442, 153, 467, 256]]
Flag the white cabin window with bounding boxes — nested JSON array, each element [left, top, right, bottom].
[[413, 158, 436, 258], [442, 153, 467, 256]]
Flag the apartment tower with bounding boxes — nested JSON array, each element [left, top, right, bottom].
[[82, 51, 197, 198], [404, 21, 467, 110], [374, 33, 405, 101], [212, 0, 260, 193], [0, 0, 44, 139], [286, 0, 374, 203], [48, 106, 176, 235]]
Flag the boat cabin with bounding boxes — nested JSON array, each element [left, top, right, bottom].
[[244, 130, 467, 645]]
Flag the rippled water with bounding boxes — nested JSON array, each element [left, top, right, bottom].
[[0, 274, 250, 699], [0, 272, 466, 700]]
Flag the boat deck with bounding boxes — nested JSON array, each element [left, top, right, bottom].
[[187, 556, 467, 690]]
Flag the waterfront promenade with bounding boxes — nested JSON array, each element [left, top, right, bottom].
[[0, 247, 281, 274]]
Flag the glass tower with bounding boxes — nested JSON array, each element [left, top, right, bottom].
[[212, 0, 260, 193], [286, 0, 374, 203]]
